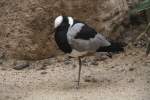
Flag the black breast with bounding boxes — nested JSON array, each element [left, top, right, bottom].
[[54, 19, 72, 53]]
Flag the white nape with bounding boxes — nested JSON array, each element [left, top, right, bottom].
[[68, 17, 74, 27]]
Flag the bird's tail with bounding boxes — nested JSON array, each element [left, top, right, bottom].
[[96, 41, 126, 53]]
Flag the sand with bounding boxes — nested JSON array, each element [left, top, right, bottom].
[[0, 48, 150, 100]]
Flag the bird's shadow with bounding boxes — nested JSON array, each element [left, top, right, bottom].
[[58, 76, 117, 91]]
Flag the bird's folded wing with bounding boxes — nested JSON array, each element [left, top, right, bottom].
[[67, 23, 85, 41], [67, 23, 111, 52], [69, 34, 111, 52]]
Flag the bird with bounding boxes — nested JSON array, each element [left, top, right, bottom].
[[54, 15, 125, 88]]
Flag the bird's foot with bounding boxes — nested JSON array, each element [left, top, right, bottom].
[[74, 80, 80, 89], [75, 85, 80, 89]]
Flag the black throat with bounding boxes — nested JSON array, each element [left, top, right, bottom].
[[55, 16, 72, 53]]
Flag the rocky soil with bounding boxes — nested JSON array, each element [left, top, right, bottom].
[[0, 47, 150, 100]]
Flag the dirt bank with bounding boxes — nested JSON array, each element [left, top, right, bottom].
[[0, 0, 128, 60]]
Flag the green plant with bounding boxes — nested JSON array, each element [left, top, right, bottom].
[[130, 0, 150, 14]]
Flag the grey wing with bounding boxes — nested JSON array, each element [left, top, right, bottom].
[[67, 23, 84, 44], [69, 33, 111, 52]]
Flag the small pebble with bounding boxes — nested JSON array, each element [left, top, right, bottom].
[[90, 60, 98, 65], [37, 65, 47, 70], [129, 67, 135, 71], [120, 68, 125, 72], [64, 61, 70, 65], [1, 67, 7, 71], [111, 66, 114, 68], [72, 64, 76, 68], [84, 76, 98, 83], [51, 68, 55, 71], [13, 61, 30, 70], [0, 52, 4, 59], [128, 78, 135, 83], [0, 59, 3, 64], [41, 71, 47, 75]]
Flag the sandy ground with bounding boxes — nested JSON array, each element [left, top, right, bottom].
[[0, 48, 150, 100]]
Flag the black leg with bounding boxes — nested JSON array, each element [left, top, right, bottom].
[[77, 57, 82, 88]]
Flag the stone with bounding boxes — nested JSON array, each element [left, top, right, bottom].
[[84, 76, 98, 83], [41, 71, 47, 75], [129, 67, 135, 71], [13, 60, 30, 70], [0, 59, 3, 64]]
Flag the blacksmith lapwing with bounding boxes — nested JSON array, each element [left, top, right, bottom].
[[54, 15, 125, 88]]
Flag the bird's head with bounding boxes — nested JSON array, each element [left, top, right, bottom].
[[54, 15, 74, 29]]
